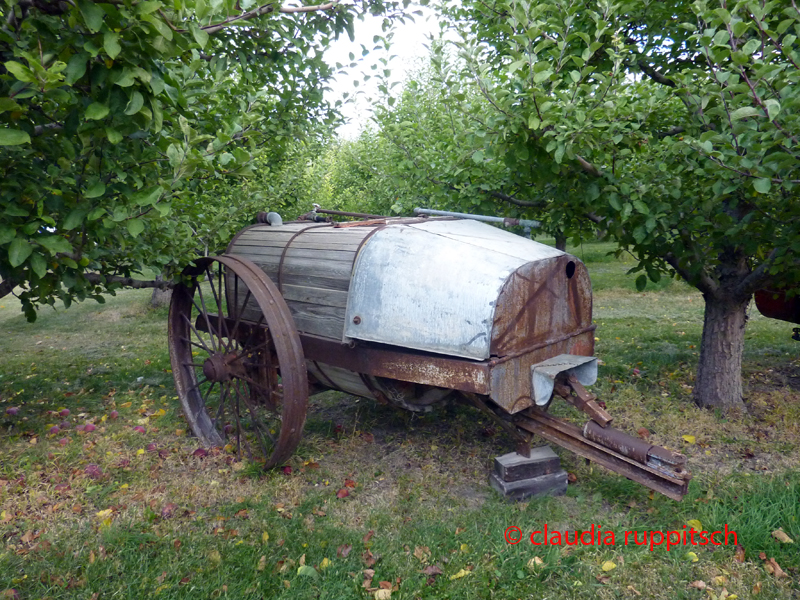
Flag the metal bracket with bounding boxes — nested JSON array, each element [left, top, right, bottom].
[[554, 375, 614, 427], [531, 354, 597, 406]]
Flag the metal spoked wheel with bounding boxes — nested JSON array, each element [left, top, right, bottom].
[[168, 255, 308, 468]]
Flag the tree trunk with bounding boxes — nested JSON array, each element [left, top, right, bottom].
[[150, 274, 172, 308], [555, 232, 567, 252], [693, 294, 749, 412]]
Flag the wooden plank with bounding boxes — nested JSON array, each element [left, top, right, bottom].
[[281, 284, 348, 308], [231, 245, 357, 262], [276, 272, 351, 292], [251, 265, 350, 292], [245, 257, 355, 281], [287, 301, 344, 339]]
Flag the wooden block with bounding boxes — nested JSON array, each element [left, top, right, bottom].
[[488, 470, 568, 501], [494, 447, 561, 482]]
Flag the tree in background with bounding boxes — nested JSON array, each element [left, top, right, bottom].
[[369, 0, 800, 412], [0, 0, 414, 319], [370, 60, 595, 247]]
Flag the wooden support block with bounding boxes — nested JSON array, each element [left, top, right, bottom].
[[488, 470, 568, 501], [494, 446, 561, 482]]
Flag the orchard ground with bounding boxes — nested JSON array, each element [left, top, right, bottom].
[[1, 240, 798, 599]]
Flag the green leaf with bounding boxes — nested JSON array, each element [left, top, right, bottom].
[[63, 209, 88, 230], [65, 53, 88, 85], [124, 92, 144, 116], [0, 128, 31, 146], [78, 0, 106, 32], [635, 274, 647, 292], [29, 252, 47, 278], [0, 225, 15, 244], [9, 238, 32, 267], [764, 99, 780, 120], [730, 106, 761, 121], [472, 150, 484, 163], [533, 69, 552, 83], [104, 32, 121, 59], [0, 97, 21, 113], [297, 566, 319, 579], [106, 127, 123, 144], [114, 69, 136, 87], [4, 206, 29, 217], [753, 178, 772, 194], [126, 218, 145, 237], [190, 24, 209, 48], [132, 186, 161, 206], [741, 39, 760, 56], [85, 103, 110, 120], [85, 180, 106, 198], [4, 61, 36, 83], [554, 143, 565, 164], [38, 235, 73, 254]]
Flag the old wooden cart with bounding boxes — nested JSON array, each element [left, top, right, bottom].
[[167, 209, 692, 500]]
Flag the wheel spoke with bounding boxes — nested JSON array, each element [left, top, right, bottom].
[[195, 283, 218, 353], [213, 381, 232, 429], [182, 315, 213, 354], [227, 339, 271, 364], [202, 380, 217, 406], [243, 391, 275, 450], [206, 265, 232, 352], [232, 379, 253, 460], [230, 284, 252, 349]]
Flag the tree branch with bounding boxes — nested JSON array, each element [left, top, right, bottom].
[[280, 2, 334, 13], [637, 60, 676, 87], [734, 249, 779, 299], [83, 273, 174, 290], [576, 154, 603, 177], [663, 252, 718, 296], [189, 1, 335, 35]]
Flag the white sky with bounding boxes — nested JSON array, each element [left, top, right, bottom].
[[324, 7, 441, 139]]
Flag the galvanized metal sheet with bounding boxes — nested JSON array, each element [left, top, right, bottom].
[[408, 219, 563, 262], [344, 220, 565, 360], [530, 354, 598, 406]]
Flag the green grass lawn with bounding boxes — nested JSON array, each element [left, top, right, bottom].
[[1, 243, 798, 599]]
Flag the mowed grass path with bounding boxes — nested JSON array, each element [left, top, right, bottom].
[[1, 242, 798, 599]]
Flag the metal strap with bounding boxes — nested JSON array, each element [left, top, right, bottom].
[[276, 223, 333, 293]]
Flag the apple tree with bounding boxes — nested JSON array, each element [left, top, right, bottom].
[[374, 0, 800, 411], [0, 0, 411, 319]]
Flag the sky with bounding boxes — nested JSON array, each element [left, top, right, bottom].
[[323, 7, 441, 139]]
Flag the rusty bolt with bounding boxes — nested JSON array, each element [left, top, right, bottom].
[[353, 316, 362, 325]]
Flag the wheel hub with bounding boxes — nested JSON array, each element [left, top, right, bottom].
[[202, 352, 244, 383]]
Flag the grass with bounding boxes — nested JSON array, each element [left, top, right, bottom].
[[1, 241, 799, 599]]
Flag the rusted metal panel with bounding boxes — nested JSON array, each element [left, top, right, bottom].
[[299, 334, 491, 394], [344, 220, 566, 360], [491, 255, 593, 356], [488, 329, 595, 413]]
